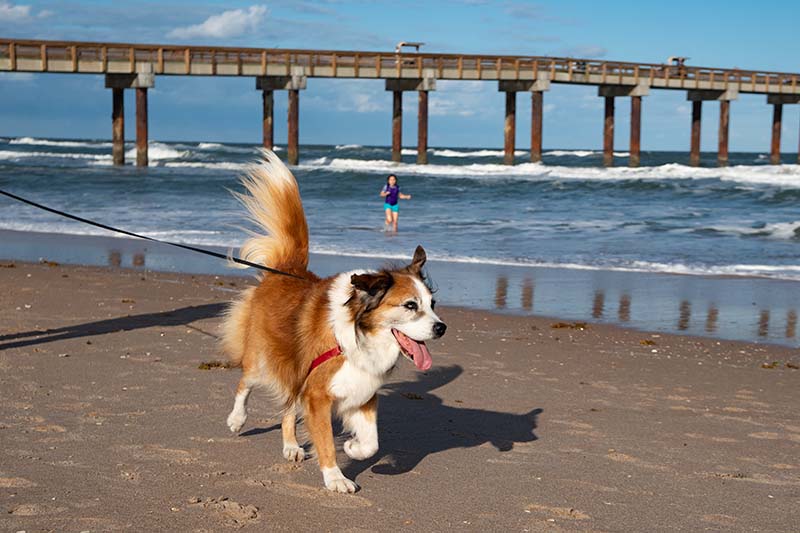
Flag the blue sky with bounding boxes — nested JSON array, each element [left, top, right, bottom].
[[0, 0, 799, 152]]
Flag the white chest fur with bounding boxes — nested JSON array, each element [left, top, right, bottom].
[[329, 361, 383, 412]]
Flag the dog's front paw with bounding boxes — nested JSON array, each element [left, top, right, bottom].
[[226, 411, 247, 433], [322, 467, 358, 493], [283, 443, 305, 462], [344, 438, 378, 461]]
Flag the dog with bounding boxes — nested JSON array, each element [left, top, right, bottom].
[[221, 152, 446, 493]]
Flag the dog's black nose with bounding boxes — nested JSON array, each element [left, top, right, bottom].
[[433, 321, 447, 338]]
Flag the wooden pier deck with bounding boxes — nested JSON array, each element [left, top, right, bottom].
[[2, 38, 799, 166]]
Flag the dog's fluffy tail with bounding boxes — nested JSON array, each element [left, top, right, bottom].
[[233, 150, 309, 274]]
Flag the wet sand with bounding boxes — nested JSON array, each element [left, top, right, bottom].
[[1, 261, 799, 531]]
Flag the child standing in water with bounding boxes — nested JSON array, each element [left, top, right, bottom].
[[380, 173, 411, 232]]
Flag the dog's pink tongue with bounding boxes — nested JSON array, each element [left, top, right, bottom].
[[394, 330, 433, 371]]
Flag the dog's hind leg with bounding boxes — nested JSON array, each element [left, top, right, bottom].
[[226, 378, 252, 433], [281, 402, 305, 462], [343, 394, 379, 461]]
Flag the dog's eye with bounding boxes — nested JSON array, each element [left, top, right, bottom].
[[403, 301, 418, 311]]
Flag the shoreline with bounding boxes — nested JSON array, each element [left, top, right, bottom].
[[1, 261, 798, 531], [2, 228, 800, 347]]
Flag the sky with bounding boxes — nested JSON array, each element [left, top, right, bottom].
[[0, 0, 799, 152]]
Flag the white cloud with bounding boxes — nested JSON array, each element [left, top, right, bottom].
[[168, 5, 268, 40], [335, 92, 385, 113], [0, 1, 33, 21]]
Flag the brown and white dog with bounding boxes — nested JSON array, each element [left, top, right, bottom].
[[221, 152, 446, 493]]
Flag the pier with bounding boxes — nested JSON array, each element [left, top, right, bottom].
[[2, 38, 800, 167]]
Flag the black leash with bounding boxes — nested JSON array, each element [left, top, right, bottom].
[[0, 188, 306, 280]]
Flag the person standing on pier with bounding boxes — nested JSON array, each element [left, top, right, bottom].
[[380, 173, 411, 232]]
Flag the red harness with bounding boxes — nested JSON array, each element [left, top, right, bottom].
[[308, 346, 343, 377]]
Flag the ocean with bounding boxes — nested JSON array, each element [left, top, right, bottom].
[[1, 136, 799, 346]]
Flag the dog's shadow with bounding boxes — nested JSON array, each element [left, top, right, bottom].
[[343, 365, 541, 480]]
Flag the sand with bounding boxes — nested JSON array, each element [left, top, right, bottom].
[[1, 261, 799, 531]]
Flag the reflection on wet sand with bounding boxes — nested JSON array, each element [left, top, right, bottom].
[[495, 276, 508, 309], [677, 300, 691, 331], [521, 278, 534, 311], [618, 294, 631, 322], [107, 250, 146, 268], [592, 291, 605, 319], [786, 310, 797, 339], [108, 250, 122, 267], [705, 305, 719, 333], [758, 310, 770, 338]]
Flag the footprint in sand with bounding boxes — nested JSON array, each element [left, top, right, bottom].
[[246, 479, 372, 509], [525, 503, 590, 520], [187, 497, 259, 527], [0, 477, 36, 488]]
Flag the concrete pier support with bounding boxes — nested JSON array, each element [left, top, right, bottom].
[[392, 91, 402, 162], [256, 69, 307, 164], [531, 91, 544, 163], [767, 95, 800, 165], [770, 103, 783, 165], [630, 96, 642, 167], [262, 90, 273, 150], [418, 90, 429, 165], [386, 75, 436, 165], [111, 88, 124, 166], [690, 101, 702, 167], [687, 89, 738, 167], [105, 64, 154, 167], [603, 97, 615, 167], [287, 89, 299, 165], [504, 91, 516, 165], [718, 100, 730, 166], [135, 88, 148, 167], [499, 78, 550, 164], [598, 84, 649, 167]]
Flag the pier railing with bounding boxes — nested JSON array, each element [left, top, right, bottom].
[[1, 38, 798, 95]]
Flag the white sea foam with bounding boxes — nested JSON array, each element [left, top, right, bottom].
[[336, 144, 363, 150], [545, 149, 630, 157], [197, 142, 257, 154], [8, 136, 112, 148], [296, 157, 800, 188], [163, 161, 247, 171], [125, 142, 187, 161], [0, 150, 111, 161]]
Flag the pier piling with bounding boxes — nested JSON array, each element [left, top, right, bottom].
[[418, 90, 429, 165], [392, 90, 402, 162], [603, 96, 615, 167], [718, 100, 730, 166], [135, 87, 148, 167], [262, 90, 273, 150], [770, 103, 782, 165], [111, 88, 124, 166], [287, 89, 299, 165], [690, 101, 702, 167], [531, 91, 543, 163], [504, 91, 516, 165], [630, 96, 642, 167]]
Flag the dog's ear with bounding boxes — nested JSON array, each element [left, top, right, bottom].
[[351, 272, 393, 311], [406, 245, 427, 275]]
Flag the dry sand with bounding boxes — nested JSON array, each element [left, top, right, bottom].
[[1, 261, 798, 531]]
